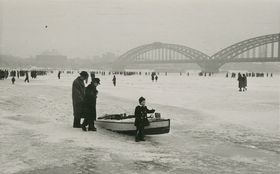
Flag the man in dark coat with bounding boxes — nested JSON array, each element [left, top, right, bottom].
[[134, 97, 155, 142], [237, 73, 243, 91], [81, 78, 100, 131], [112, 75, 116, 86], [24, 71, 29, 83], [11, 76, 15, 84], [72, 71, 88, 128]]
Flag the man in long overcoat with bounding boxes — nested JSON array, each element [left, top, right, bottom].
[[237, 73, 243, 91], [72, 71, 88, 128]]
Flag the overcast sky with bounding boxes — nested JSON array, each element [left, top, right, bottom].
[[0, 0, 279, 58]]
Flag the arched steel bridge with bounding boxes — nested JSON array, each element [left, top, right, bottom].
[[113, 33, 280, 72]]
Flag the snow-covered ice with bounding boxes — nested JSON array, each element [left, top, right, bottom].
[[0, 72, 279, 174]]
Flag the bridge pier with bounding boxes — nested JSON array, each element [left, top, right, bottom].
[[199, 61, 223, 73]]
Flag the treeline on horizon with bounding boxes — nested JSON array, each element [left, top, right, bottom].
[[0, 54, 117, 69]]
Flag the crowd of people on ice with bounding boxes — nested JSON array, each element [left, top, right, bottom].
[[1, 68, 275, 93], [0, 69, 9, 80], [226, 72, 273, 78], [0, 69, 48, 83]]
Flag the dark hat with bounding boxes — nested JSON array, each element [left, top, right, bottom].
[[80, 71, 89, 78], [138, 96, 145, 104], [92, 78, 100, 84]]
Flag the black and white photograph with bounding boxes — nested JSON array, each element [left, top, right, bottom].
[[0, 0, 279, 173]]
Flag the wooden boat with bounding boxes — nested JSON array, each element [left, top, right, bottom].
[[95, 113, 170, 135]]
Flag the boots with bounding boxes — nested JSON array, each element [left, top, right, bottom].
[[81, 125, 87, 131], [88, 122, 97, 131]]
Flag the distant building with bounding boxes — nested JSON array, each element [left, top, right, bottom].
[[35, 50, 67, 68]]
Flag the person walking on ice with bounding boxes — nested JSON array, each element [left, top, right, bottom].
[[58, 71, 61, 79], [134, 97, 155, 142], [24, 71, 29, 83], [11, 76, 15, 84], [112, 75, 116, 87]]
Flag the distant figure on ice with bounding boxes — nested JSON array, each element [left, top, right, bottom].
[[91, 72, 95, 79], [151, 74, 155, 82], [112, 75, 116, 86], [24, 71, 29, 83], [72, 71, 89, 128], [17, 71, 20, 79], [81, 77, 100, 132], [31, 71, 37, 79], [134, 97, 155, 142], [242, 74, 247, 91], [11, 76, 15, 84], [237, 73, 243, 91], [58, 71, 61, 79], [155, 75, 158, 82]]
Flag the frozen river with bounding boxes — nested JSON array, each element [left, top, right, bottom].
[[0, 72, 279, 174]]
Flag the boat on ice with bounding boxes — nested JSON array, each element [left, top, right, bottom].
[[95, 113, 170, 135]]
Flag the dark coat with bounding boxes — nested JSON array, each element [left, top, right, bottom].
[[83, 83, 98, 120], [134, 106, 155, 127], [237, 74, 243, 88], [242, 76, 247, 87], [72, 77, 85, 118]]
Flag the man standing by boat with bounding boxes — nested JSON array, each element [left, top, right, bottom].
[[134, 97, 155, 142], [81, 77, 100, 131], [72, 71, 88, 128]]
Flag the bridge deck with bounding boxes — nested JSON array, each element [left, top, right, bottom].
[[130, 57, 280, 64]]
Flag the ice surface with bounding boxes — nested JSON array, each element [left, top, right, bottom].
[[0, 72, 279, 174]]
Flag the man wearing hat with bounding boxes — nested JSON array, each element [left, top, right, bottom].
[[72, 71, 89, 128], [81, 77, 100, 131], [134, 97, 155, 142]]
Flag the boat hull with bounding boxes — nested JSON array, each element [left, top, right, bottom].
[[95, 119, 170, 135]]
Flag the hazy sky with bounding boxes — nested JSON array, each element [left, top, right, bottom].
[[0, 0, 279, 58]]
